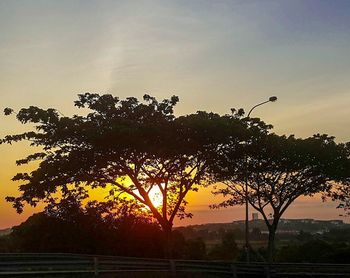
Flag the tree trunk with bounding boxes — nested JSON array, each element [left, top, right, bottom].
[[163, 223, 173, 259], [267, 225, 277, 263]]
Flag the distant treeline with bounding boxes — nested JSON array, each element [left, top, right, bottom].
[[177, 219, 349, 240]]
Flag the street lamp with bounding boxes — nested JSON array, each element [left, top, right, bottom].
[[247, 96, 277, 117], [244, 96, 277, 263]]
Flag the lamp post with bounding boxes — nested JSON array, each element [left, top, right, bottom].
[[247, 96, 277, 118], [244, 96, 277, 263]]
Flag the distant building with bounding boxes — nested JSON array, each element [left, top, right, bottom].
[[252, 213, 259, 221], [280, 219, 290, 224], [330, 220, 343, 225], [300, 219, 313, 224]]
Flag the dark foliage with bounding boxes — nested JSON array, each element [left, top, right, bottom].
[[0, 200, 164, 257], [208, 230, 240, 260], [2, 94, 249, 248], [211, 132, 350, 262], [277, 239, 350, 263], [0, 199, 210, 260]]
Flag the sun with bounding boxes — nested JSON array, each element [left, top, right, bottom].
[[149, 187, 163, 208]]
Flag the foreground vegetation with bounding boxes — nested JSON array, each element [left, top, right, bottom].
[[1, 205, 350, 264]]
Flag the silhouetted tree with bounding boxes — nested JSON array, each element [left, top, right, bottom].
[[328, 178, 350, 216], [212, 132, 350, 262], [326, 142, 350, 217], [2, 93, 248, 256]]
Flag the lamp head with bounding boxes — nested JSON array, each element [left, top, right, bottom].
[[269, 96, 277, 102]]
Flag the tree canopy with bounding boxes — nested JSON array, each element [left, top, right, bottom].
[[2, 93, 250, 249], [211, 131, 350, 261]]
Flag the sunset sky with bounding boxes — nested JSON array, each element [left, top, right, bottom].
[[1, 0, 350, 229]]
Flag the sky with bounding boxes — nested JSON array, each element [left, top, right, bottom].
[[1, 0, 350, 228]]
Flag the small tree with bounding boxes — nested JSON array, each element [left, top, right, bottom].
[[2, 93, 248, 256], [212, 131, 350, 262]]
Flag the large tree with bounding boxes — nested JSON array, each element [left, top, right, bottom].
[[2, 93, 248, 256], [212, 130, 350, 262]]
